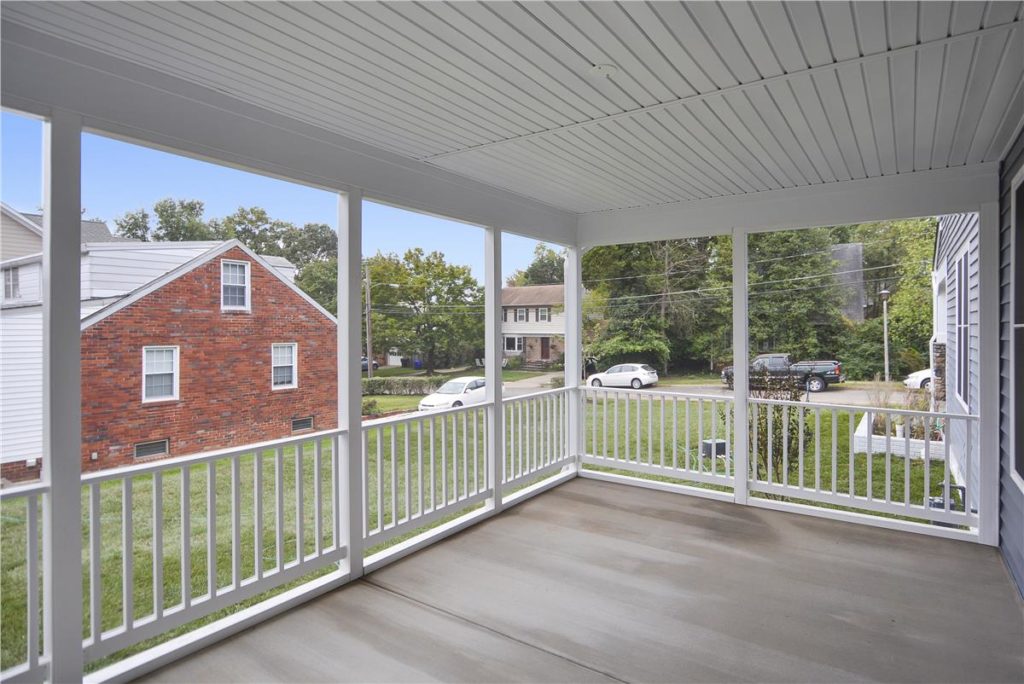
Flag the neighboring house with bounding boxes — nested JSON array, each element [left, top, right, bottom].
[[501, 284, 565, 365], [0, 239, 334, 482], [0, 201, 134, 261], [931, 213, 979, 514]]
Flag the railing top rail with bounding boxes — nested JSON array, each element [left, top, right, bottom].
[[580, 385, 734, 402], [81, 427, 346, 484], [0, 479, 50, 500], [502, 386, 570, 402], [361, 400, 486, 428], [748, 396, 979, 421]]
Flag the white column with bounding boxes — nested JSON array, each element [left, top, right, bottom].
[[42, 108, 84, 683], [731, 228, 750, 505], [484, 228, 504, 511], [564, 246, 583, 466], [338, 189, 364, 575], [977, 201, 999, 546]]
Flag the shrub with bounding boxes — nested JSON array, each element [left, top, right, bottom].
[[361, 398, 380, 416], [549, 376, 565, 389], [504, 355, 524, 370], [361, 376, 445, 396]]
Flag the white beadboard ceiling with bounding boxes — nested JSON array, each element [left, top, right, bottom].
[[4, 1, 1022, 214]]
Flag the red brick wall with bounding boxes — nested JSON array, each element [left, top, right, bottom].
[[77, 246, 337, 472]]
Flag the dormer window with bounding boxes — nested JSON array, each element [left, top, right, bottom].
[[537, 307, 550, 322], [3, 267, 19, 300], [515, 308, 527, 322], [221, 260, 250, 311]]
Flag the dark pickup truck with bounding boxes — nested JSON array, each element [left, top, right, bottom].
[[721, 354, 844, 392]]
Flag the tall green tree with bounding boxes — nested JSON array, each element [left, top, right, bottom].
[[212, 206, 289, 255], [282, 223, 337, 269], [152, 198, 220, 241], [114, 208, 152, 241], [507, 243, 565, 286]]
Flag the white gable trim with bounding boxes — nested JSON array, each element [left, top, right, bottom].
[[80, 240, 336, 330], [1, 201, 44, 236]]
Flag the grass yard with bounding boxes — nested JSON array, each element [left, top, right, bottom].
[[655, 372, 722, 387], [501, 369, 546, 382], [363, 395, 422, 415]]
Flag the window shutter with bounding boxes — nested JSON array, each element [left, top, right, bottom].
[[503, 308, 507, 322]]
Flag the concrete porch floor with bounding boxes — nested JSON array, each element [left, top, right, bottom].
[[142, 478, 1023, 683]]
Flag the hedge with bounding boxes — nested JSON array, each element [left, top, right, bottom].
[[362, 376, 446, 396]]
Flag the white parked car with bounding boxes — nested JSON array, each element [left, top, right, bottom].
[[588, 363, 659, 389], [903, 368, 933, 389], [418, 376, 487, 410]]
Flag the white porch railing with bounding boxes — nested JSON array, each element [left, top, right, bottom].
[[0, 387, 985, 682], [747, 398, 979, 528], [0, 481, 47, 683], [502, 388, 573, 493], [580, 387, 735, 491]]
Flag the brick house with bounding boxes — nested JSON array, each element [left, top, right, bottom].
[[0, 239, 336, 481], [501, 284, 565, 366]]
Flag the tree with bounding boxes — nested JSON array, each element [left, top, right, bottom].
[[114, 209, 152, 241], [295, 258, 338, 314], [282, 223, 337, 270], [507, 243, 565, 286], [151, 198, 219, 241], [213, 206, 289, 256]]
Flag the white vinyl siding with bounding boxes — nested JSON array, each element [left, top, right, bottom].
[[0, 306, 42, 463], [82, 244, 217, 299], [272, 343, 297, 389], [0, 213, 42, 260], [221, 260, 250, 311], [143, 346, 179, 402]]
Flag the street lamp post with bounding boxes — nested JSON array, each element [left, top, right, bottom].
[[879, 288, 891, 382]]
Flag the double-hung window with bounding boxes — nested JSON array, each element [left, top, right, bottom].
[[272, 343, 298, 389], [3, 268, 19, 299], [537, 307, 550, 322], [143, 346, 179, 402], [515, 308, 527, 322], [221, 260, 250, 311], [504, 336, 523, 352]]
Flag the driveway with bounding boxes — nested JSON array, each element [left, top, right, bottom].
[[503, 372, 561, 397], [653, 382, 906, 408]]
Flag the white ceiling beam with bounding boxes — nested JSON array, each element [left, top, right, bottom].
[[576, 163, 999, 248], [0, 22, 578, 244], [424, 20, 1020, 164]]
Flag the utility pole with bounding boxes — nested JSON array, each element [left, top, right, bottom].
[[365, 265, 374, 379], [880, 288, 891, 382]]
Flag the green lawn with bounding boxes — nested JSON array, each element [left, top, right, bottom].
[[501, 369, 546, 382], [655, 372, 722, 387], [364, 395, 422, 415]]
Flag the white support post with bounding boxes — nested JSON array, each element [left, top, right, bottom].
[[484, 228, 504, 511], [565, 246, 583, 467], [42, 108, 84, 683], [338, 189, 364, 576], [977, 201, 999, 546], [731, 228, 750, 505]]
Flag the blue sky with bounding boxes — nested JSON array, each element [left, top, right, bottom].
[[1, 111, 542, 281]]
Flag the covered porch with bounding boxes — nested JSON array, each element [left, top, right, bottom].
[[1, 2, 1022, 682], [142, 478, 1023, 683]]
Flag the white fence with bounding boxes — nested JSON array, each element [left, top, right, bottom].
[[748, 398, 978, 528], [0, 387, 985, 681], [580, 387, 735, 491]]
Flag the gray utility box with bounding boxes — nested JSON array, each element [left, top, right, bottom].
[[701, 439, 727, 459]]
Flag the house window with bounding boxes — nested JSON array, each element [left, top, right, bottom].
[[134, 439, 170, 459], [142, 346, 179, 402], [504, 336, 523, 352], [272, 343, 297, 389], [221, 260, 250, 311], [3, 268, 19, 299], [537, 307, 550, 322], [291, 416, 314, 432], [955, 252, 970, 406], [515, 308, 527, 322]]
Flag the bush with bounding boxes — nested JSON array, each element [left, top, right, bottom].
[[361, 398, 380, 416], [361, 376, 445, 396], [549, 376, 565, 389], [504, 355, 524, 370]]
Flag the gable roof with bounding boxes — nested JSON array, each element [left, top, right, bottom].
[[502, 284, 564, 307], [1, 202, 137, 243], [80, 240, 332, 330]]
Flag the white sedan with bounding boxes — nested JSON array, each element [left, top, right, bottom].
[[588, 363, 659, 389], [418, 376, 487, 410], [903, 368, 933, 389]]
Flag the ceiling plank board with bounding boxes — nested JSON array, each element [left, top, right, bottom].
[[835, 63, 882, 177], [813, 69, 868, 178], [718, 2, 785, 78], [948, 30, 1013, 165]]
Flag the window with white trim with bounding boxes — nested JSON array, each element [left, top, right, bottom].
[[3, 268, 19, 299], [143, 346, 179, 402], [504, 336, 523, 352], [515, 307, 527, 322], [537, 307, 550, 322], [272, 343, 298, 389], [955, 252, 970, 406], [221, 260, 250, 311]]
